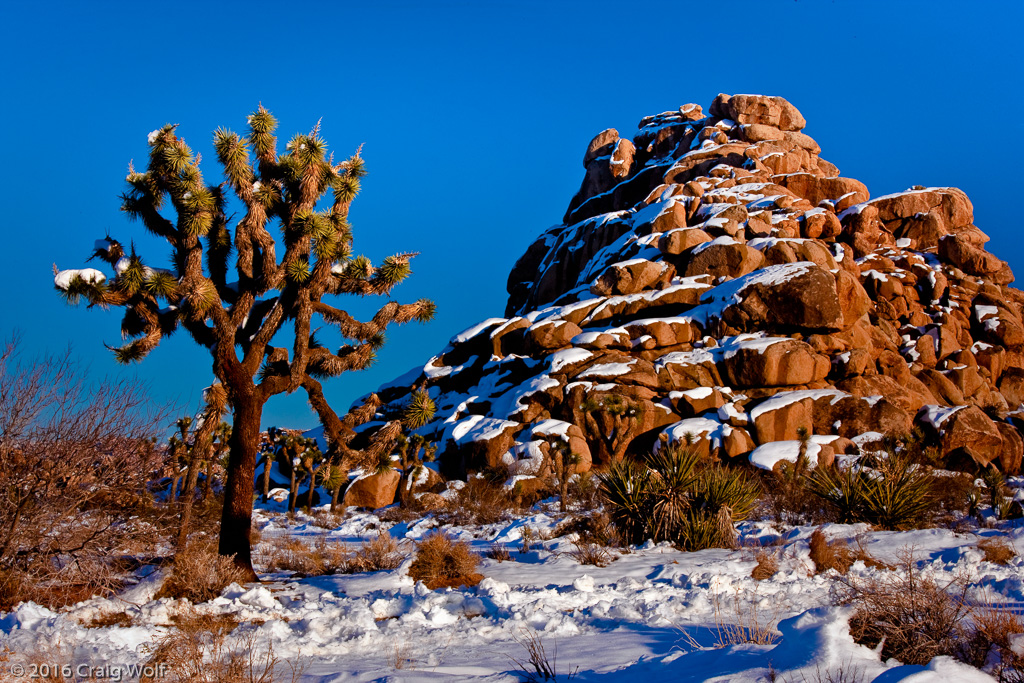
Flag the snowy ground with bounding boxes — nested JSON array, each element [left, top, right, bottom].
[[2, 498, 1023, 682]]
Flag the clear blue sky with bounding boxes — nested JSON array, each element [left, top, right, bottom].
[[2, 0, 1021, 430]]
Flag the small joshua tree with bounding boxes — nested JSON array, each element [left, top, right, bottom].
[[580, 394, 644, 463], [170, 383, 229, 546], [54, 108, 434, 578], [548, 440, 581, 513]]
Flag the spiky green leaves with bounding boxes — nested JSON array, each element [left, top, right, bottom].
[[373, 450, 395, 476], [411, 299, 436, 323], [108, 340, 149, 364], [403, 389, 436, 428], [343, 154, 367, 179], [213, 128, 253, 189], [286, 257, 311, 284], [376, 255, 411, 288], [333, 176, 360, 205], [54, 271, 107, 306], [248, 105, 277, 159], [143, 271, 179, 299]]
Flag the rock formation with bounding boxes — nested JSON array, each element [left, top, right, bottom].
[[353, 93, 1024, 485]]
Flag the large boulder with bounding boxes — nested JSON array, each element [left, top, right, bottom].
[[719, 338, 829, 388], [710, 94, 806, 131], [344, 470, 400, 509], [721, 263, 844, 332], [684, 241, 763, 279], [932, 405, 1004, 471]]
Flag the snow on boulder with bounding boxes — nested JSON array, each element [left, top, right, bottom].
[[441, 415, 521, 475], [749, 435, 837, 471]]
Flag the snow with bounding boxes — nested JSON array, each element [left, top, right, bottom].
[[749, 438, 825, 470], [147, 129, 160, 144], [918, 404, 966, 430], [53, 268, 106, 290], [452, 318, 506, 344], [749, 389, 847, 422], [5, 503, 1018, 682], [578, 361, 635, 378]]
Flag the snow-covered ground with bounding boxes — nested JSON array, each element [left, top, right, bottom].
[[2, 499, 1022, 682]]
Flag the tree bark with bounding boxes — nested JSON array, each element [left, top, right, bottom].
[[176, 450, 202, 547], [261, 452, 272, 502], [218, 396, 262, 581]]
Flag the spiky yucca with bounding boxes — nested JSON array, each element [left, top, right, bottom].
[[52, 108, 435, 578], [599, 440, 758, 550], [806, 446, 935, 530]]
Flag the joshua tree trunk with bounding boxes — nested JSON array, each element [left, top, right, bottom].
[[305, 472, 316, 511], [177, 416, 217, 547], [330, 477, 345, 512], [261, 453, 272, 502], [169, 473, 182, 502], [202, 454, 214, 500], [219, 396, 263, 582], [288, 465, 298, 514]]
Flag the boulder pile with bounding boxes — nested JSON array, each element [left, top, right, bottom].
[[354, 93, 1024, 486]]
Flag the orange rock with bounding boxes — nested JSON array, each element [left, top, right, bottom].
[[344, 469, 400, 509], [684, 242, 764, 279]]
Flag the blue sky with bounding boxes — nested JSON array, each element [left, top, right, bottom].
[[2, 0, 1021, 430]]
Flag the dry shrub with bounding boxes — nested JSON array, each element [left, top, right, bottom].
[[346, 532, 406, 573], [809, 528, 855, 575], [264, 533, 348, 577], [140, 609, 299, 683], [958, 600, 1024, 679], [0, 339, 174, 609], [510, 628, 578, 682], [567, 539, 613, 568], [751, 550, 779, 581], [308, 509, 344, 530], [566, 470, 601, 511], [979, 537, 1017, 565], [156, 540, 249, 603], [440, 476, 519, 526], [83, 610, 133, 628], [841, 553, 971, 666], [711, 588, 781, 646], [0, 567, 26, 611], [552, 511, 618, 548], [485, 544, 513, 562], [408, 533, 482, 590]]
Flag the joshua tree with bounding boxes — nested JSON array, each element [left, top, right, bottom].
[[580, 395, 643, 464], [170, 384, 229, 546], [201, 420, 231, 501], [547, 439, 581, 513], [54, 108, 434, 579]]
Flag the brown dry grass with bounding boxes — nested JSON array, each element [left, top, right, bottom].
[[485, 544, 513, 562], [263, 531, 405, 577], [346, 533, 406, 573], [139, 609, 304, 683], [83, 610, 134, 628], [567, 539, 613, 567], [751, 550, 779, 581], [809, 528, 855, 575], [155, 540, 249, 603], [439, 477, 520, 526], [841, 552, 971, 666], [408, 533, 482, 590], [979, 537, 1017, 565]]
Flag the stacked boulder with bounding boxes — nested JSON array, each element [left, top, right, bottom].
[[356, 93, 1024, 483]]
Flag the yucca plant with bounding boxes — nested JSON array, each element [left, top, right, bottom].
[[53, 108, 435, 578], [807, 448, 935, 530], [862, 450, 934, 530], [599, 459, 654, 546], [601, 440, 756, 550]]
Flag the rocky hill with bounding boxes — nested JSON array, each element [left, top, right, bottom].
[[352, 93, 1024, 487]]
